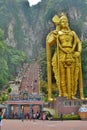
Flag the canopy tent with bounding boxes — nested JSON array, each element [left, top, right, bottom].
[[0, 104, 6, 112], [43, 107, 55, 115], [0, 104, 7, 109]]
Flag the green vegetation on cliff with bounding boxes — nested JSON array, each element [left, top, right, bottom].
[[0, 28, 27, 89]]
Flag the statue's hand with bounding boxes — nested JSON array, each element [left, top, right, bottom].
[[66, 48, 75, 54], [46, 30, 57, 45], [73, 52, 80, 58], [52, 30, 58, 35]]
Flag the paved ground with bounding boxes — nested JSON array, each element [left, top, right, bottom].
[[2, 119, 87, 130]]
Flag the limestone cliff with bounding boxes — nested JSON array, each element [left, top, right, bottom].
[[0, 0, 87, 59]]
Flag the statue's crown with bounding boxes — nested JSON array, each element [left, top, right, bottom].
[[60, 13, 68, 21]]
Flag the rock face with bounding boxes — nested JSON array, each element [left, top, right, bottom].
[[81, 22, 87, 41], [5, 18, 17, 47], [1, 0, 87, 59]]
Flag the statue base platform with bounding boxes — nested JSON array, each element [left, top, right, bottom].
[[53, 97, 87, 115]]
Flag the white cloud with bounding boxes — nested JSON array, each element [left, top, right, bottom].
[[28, 0, 41, 6]]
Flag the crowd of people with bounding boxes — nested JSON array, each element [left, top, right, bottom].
[[9, 110, 52, 121]]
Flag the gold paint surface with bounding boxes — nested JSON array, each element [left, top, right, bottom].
[[46, 13, 84, 100]]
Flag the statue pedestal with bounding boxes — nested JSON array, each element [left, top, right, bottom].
[[55, 97, 83, 115]]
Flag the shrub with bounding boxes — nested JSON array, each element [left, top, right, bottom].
[[63, 114, 80, 120], [52, 114, 81, 120]]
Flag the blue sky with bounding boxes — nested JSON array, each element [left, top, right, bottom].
[[28, 0, 41, 6]]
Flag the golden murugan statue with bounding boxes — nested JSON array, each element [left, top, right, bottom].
[[46, 13, 84, 101]]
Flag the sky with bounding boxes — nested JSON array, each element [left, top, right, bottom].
[[28, 0, 41, 6]]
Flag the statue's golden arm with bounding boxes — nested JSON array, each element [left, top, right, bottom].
[[46, 31, 57, 82], [72, 32, 84, 99], [46, 31, 57, 100], [71, 31, 82, 58], [72, 31, 82, 53]]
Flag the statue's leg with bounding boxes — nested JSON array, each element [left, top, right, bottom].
[[70, 64, 77, 99], [72, 60, 79, 99], [52, 52, 62, 96], [60, 61, 67, 97], [66, 66, 72, 99]]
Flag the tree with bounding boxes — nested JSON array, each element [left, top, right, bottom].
[[0, 29, 8, 87]]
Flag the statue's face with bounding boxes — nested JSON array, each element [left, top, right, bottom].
[[60, 18, 68, 29]]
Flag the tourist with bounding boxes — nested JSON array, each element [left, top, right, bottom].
[[0, 109, 5, 130], [33, 113, 36, 121], [36, 111, 40, 119], [25, 113, 30, 120], [21, 111, 25, 121], [42, 113, 46, 120], [60, 113, 63, 121]]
